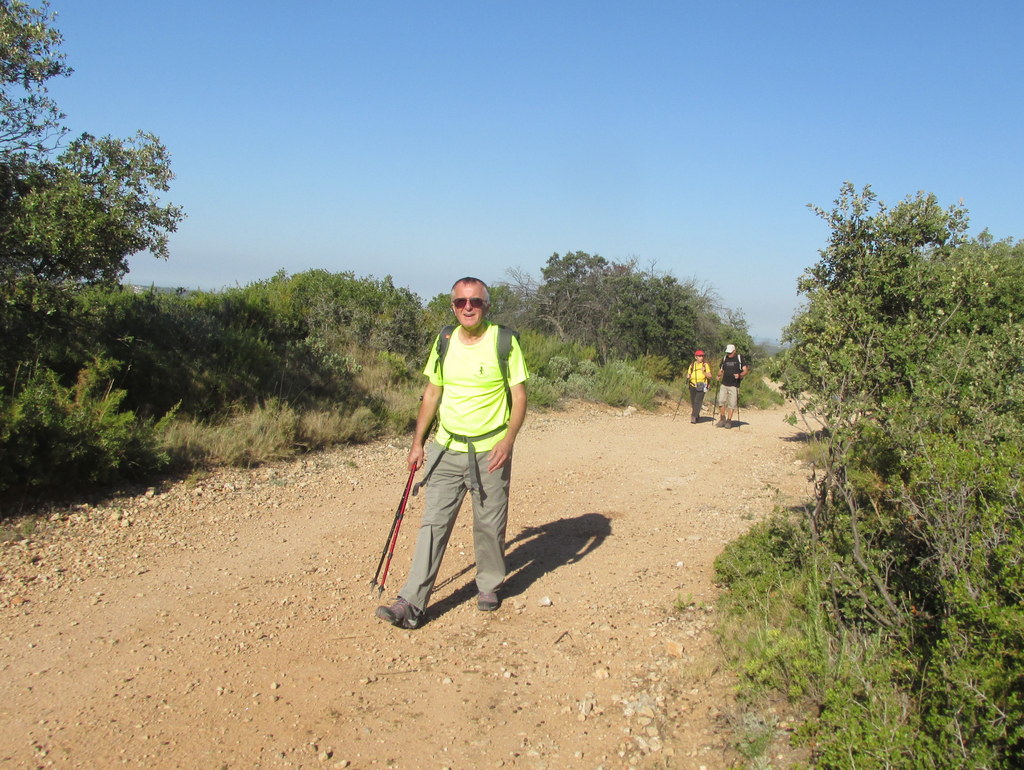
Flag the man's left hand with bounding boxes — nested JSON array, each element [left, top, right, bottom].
[[487, 437, 514, 472]]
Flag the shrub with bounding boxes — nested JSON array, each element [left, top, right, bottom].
[[0, 359, 166, 492], [630, 353, 673, 381], [524, 375, 563, 409], [715, 514, 825, 699], [590, 360, 658, 408], [738, 375, 785, 409], [735, 187, 1024, 766], [518, 329, 596, 380]]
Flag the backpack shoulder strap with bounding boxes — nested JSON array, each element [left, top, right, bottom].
[[496, 325, 517, 376], [434, 325, 457, 378], [495, 325, 519, 412]]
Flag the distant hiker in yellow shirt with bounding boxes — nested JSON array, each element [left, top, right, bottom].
[[686, 349, 713, 424]]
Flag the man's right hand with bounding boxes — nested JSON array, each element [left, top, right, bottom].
[[407, 444, 425, 472]]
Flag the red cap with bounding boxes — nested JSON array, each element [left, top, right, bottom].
[[695, 350, 704, 356]]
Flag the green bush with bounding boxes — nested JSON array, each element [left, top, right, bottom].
[[0, 359, 166, 491], [630, 353, 673, 381], [738, 375, 785, 409], [726, 186, 1024, 766], [524, 375, 563, 409], [715, 515, 825, 699], [519, 329, 596, 381], [589, 360, 658, 408]]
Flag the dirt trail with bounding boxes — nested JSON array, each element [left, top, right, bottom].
[[1, 400, 811, 769]]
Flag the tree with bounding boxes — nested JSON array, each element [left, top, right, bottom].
[[0, 2, 184, 370], [772, 183, 1024, 763], [780, 182, 970, 422], [533, 251, 619, 350], [5, 131, 182, 285], [527, 252, 741, 370], [607, 269, 697, 362], [0, 0, 70, 160]]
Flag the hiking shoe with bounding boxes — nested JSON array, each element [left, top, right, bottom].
[[725, 420, 733, 428], [477, 592, 500, 612], [690, 417, 697, 424], [715, 419, 725, 427], [375, 597, 421, 629]]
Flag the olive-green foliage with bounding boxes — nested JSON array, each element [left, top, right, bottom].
[[514, 330, 658, 409], [0, 0, 70, 159], [518, 329, 596, 380], [0, 357, 168, 491], [522, 375, 562, 409], [715, 514, 824, 699], [589, 360, 659, 409], [0, 1, 188, 495], [63, 271, 425, 422], [518, 251, 745, 371], [737, 374, 785, 410], [0, 271, 427, 494], [629, 353, 673, 382], [733, 183, 1024, 766]]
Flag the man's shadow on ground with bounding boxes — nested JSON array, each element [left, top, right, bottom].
[[425, 512, 612, 622]]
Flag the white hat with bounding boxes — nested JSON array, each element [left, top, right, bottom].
[[725, 344, 736, 353]]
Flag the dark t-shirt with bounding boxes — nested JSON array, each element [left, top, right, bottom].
[[721, 354, 745, 387]]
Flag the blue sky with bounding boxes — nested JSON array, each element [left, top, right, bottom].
[[44, 0, 1023, 342]]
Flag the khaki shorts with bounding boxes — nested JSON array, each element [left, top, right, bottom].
[[717, 385, 738, 409]]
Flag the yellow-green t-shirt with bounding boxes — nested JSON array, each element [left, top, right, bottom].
[[423, 323, 529, 453]]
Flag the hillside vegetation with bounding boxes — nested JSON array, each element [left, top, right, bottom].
[[1, 258, 778, 497], [716, 183, 1024, 767]]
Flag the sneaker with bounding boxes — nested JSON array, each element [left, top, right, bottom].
[[690, 417, 697, 424], [375, 597, 421, 629], [477, 592, 500, 612]]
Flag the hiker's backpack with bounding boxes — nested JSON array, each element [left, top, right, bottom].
[[434, 324, 519, 412]]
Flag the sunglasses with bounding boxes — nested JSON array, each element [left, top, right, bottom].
[[453, 297, 486, 309]]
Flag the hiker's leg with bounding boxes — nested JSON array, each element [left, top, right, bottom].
[[470, 450, 511, 595], [400, 446, 469, 610]]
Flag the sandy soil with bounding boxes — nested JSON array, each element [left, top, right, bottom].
[[1, 398, 812, 769]]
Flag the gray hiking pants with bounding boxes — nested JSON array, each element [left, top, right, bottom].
[[399, 442, 511, 611]]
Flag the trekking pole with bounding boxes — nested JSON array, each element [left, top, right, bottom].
[[710, 380, 721, 419], [672, 385, 686, 421], [369, 466, 417, 597]]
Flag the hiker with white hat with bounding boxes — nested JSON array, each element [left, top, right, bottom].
[[716, 344, 749, 428]]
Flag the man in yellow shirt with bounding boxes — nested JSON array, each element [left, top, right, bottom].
[[377, 277, 529, 628]]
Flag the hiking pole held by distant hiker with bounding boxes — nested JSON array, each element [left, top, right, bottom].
[[672, 384, 686, 421], [709, 378, 721, 418], [369, 466, 417, 597]]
